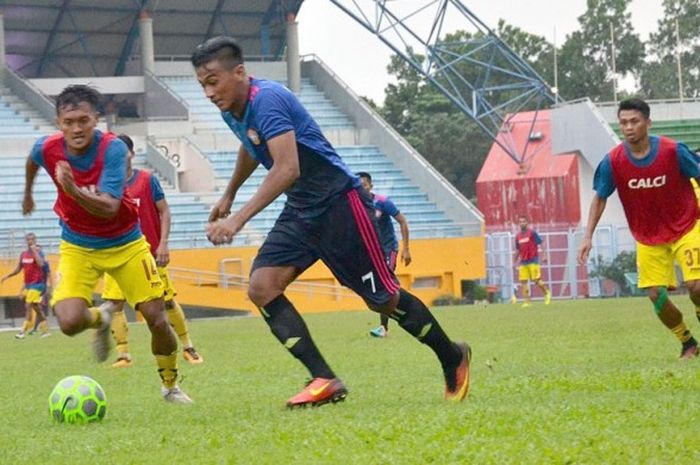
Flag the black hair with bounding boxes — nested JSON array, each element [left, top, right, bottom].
[[356, 171, 372, 182], [694, 147, 700, 154], [55, 85, 101, 116], [117, 134, 134, 152], [191, 36, 244, 69], [617, 98, 650, 119]]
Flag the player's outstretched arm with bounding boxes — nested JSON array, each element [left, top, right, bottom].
[[206, 131, 299, 245], [23, 157, 40, 215], [209, 145, 259, 222], [395, 212, 412, 266], [577, 194, 607, 265], [0, 258, 22, 283]]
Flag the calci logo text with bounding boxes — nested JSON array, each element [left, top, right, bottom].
[[628, 175, 666, 189]]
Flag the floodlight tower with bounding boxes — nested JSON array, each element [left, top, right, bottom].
[[328, 0, 561, 164]]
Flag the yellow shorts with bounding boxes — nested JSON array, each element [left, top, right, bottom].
[[691, 179, 700, 209], [637, 221, 700, 288], [102, 265, 175, 302], [22, 288, 43, 304], [52, 237, 163, 308], [518, 263, 542, 282]]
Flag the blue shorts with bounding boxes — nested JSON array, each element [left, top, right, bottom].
[[252, 188, 401, 305]]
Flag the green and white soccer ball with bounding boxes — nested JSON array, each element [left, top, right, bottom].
[[48, 375, 107, 424]]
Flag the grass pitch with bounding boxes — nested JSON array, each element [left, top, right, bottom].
[[1, 297, 699, 464]]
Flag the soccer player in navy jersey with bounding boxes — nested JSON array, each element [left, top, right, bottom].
[[23, 85, 191, 402], [578, 98, 700, 359], [192, 36, 471, 407], [356, 172, 412, 338]]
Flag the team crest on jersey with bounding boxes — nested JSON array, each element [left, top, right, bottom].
[[247, 129, 261, 145]]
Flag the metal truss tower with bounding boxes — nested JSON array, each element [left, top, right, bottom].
[[328, 0, 560, 164]]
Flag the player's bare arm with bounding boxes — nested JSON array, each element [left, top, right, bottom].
[[30, 245, 46, 268], [155, 198, 171, 267], [395, 212, 412, 266], [0, 258, 22, 283], [55, 160, 121, 218], [209, 144, 259, 222], [577, 194, 607, 264], [207, 131, 300, 245], [23, 157, 40, 215]]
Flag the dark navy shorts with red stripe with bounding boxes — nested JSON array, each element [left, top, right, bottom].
[[251, 187, 401, 306]]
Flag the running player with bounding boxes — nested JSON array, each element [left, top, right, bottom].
[[192, 37, 471, 407], [512, 215, 551, 307], [578, 98, 700, 359], [356, 172, 412, 338], [1, 233, 50, 338], [22, 85, 192, 402], [102, 134, 203, 368]]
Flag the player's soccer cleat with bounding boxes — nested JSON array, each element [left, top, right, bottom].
[[93, 303, 113, 362], [369, 326, 387, 338], [111, 356, 133, 368], [521, 302, 532, 308], [680, 343, 698, 360], [286, 377, 348, 408], [183, 347, 204, 364], [28, 329, 36, 336], [510, 295, 517, 305], [15, 332, 25, 340], [444, 342, 472, 402], [544, 290, 552, 305], [40, 332, 51, 338], [161, 386, 194, 404]]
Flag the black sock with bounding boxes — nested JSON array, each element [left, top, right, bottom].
[[380, 313, 389, 329], [394, 289, 461, 369], [262, 294, 335, 379]]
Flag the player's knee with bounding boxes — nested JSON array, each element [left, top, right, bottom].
[[55, 312, 83, 336], [685, 280, 700, 298], [647, 286, 661, 302], [247, 280, 275, 307]]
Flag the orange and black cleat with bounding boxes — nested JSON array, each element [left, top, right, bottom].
[[183, 347, 204, 364], [444, 342, 472, 402], [286, 377, 348, 408]]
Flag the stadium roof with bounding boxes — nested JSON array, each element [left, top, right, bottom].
[[2, 0, 303, 78]]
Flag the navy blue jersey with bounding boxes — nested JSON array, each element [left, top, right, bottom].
[[372, 193, 400, 256], [222, 77, 360, 217]]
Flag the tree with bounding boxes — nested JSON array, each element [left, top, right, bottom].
[[558, 0, 644, 101], [639, 0, 700, 99]]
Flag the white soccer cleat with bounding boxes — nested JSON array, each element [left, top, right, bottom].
[[93, 302, 114, 362], [161, 386, 194, 404]]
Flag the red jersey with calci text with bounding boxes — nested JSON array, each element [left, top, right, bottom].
[[515, 229, 541, 263], [610, 136, 699, 245], [20, 249, 45, 286], [127, 169, 161, 256], [40, 132, 139, 239]]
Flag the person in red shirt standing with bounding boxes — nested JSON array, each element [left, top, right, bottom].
[[1, 233, 51, 338], [101, 134, 203, 368], [578, 98, 700, 359], [512, 216, 551, 307]]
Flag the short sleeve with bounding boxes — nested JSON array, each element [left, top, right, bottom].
[[677, 143, 700, 179], [150, 175, 165, 202], [533, 231, 542, 245], [384, 198, 400, 217], [30, 136, 49, 168], [593, 154, 616, 199], [252, 88, 295, 141], [97, 138, 128, 199]]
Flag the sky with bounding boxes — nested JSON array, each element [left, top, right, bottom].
[[297, 0, 665, 104]]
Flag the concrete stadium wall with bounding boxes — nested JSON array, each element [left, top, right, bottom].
[[0, 236, 485, 314], [596, 99, 700, 123], [152, 60, 288, 81]]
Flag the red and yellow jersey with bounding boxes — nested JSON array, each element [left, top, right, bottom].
[[127, 169, 164, 256]]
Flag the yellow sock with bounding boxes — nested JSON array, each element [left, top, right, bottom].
[[696, 307, 700, 322], [87, 306, 104, 329], [166, 301, 193, 348], [29, 310, 37, 330], [111, 310, 130, 356], [671, 322, 692, 344], [21, 318, 32, 334], [39, 320, 49, 334], [155, 353, 179, 389]]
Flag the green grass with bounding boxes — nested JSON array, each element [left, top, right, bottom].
[[1, 298, 700, 464]]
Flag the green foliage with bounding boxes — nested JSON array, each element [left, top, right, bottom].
[[2, 300, 699, 464], [639, 0, 700, 99], [590, 250, 638, 295]]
